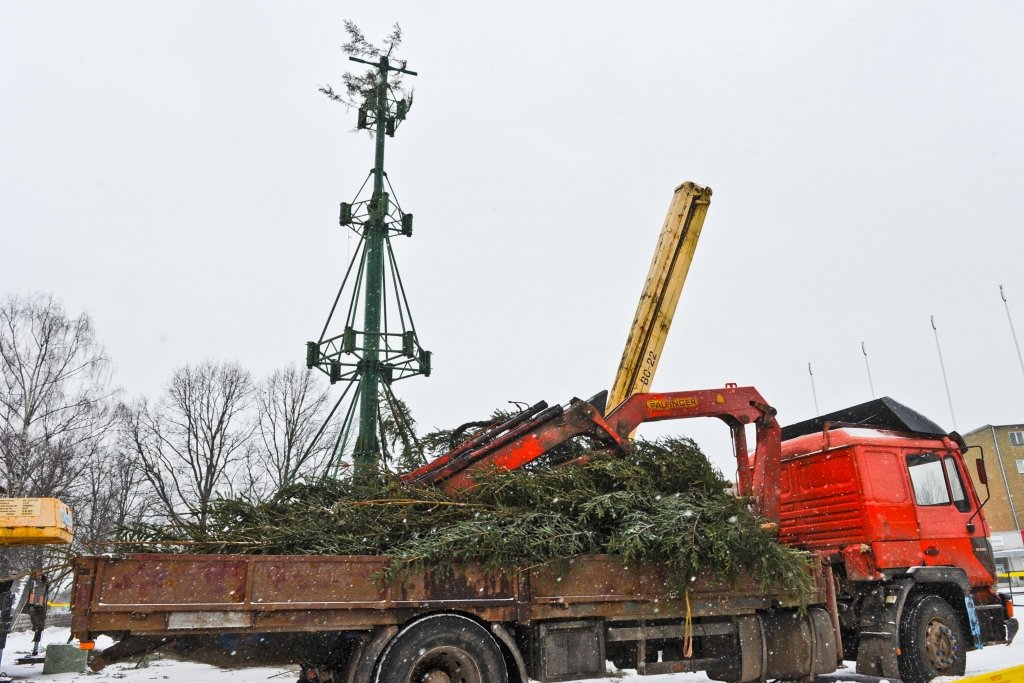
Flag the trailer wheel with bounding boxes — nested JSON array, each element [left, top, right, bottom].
[[374, 614, 508, 683], [898, 594, 966, 682]]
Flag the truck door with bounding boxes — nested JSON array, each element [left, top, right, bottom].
[[905, 452, 976, 568]]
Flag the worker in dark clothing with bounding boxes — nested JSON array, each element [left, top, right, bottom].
[[0, 578, 13, 661], [23, 572, 48, 657]]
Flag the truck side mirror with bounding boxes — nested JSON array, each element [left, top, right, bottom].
[[965, 445, 991, 529]]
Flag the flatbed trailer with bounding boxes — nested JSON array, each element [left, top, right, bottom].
[[72, 551, 841, 683]]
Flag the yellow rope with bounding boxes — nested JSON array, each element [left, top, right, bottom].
[[683, 590, 693, 658]]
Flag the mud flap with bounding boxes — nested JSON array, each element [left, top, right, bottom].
[[855, 580, 912, 679], [856, 632, 900, 679]]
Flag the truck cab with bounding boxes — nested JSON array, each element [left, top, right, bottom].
[[776, 397, 1017, 681]]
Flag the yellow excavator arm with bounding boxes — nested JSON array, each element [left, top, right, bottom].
[[607, 181, 712, 411]]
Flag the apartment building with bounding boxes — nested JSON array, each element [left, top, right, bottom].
[[963, 424, 1024, 580]]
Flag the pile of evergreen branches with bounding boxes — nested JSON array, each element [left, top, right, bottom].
[[123, 436, 813, 599]]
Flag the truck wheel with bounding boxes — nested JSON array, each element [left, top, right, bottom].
[[898, 594, 966, 682], [374, 614, 508, 683]]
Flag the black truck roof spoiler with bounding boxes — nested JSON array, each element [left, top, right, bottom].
[[781, 396, 948, 441]]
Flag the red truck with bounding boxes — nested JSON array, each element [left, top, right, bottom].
[[777, 396, 1017, 681], [70, 387, 1016, 682]]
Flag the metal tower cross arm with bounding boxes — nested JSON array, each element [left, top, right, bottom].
[[348, 55, 418, 76]]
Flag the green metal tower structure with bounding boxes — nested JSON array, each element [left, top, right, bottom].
[[306, 54, 430, 482]]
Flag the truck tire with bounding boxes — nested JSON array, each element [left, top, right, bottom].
[[374, 614, 508, 683], [897, 594, 966, 682]]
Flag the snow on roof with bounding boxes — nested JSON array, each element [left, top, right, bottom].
[[830, 427, 916, 439]]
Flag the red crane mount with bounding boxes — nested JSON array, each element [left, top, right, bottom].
[[403, 384, 783, 523]]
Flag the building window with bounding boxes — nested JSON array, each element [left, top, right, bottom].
[[1017, 458, 1024, 475], [1010, 430, 1024, 446]]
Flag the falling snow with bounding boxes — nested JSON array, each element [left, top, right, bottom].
[[0, 625, 1018, 683]]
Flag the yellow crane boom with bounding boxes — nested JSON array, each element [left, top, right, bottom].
[[607, 181, 712, 411]]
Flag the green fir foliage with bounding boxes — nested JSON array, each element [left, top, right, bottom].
[[319, 21, 413, 111], [122, 436, 813, 600]]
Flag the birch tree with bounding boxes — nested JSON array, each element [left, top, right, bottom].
[[0, 293, 120, 577], [0, 293, 114, 498]]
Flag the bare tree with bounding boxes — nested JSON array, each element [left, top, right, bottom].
[[0, 293, 114, 498], [251, 365, 334, 496], [122, 361, 255, 534], [0, 293, 120, 579], [74, 446, 154, 551]]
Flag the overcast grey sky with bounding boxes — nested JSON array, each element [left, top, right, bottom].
[[3, 2, 1024, 474]]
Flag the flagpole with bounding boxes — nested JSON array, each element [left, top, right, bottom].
[[930, 315, 957, 430], [1000, 285, 1024, 380], [808, 362, 820, 415], [861, 341, 875, 399]]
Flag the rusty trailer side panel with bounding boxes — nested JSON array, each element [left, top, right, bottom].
[[527, 555, 814, 621], [72, 553, 825, 641], [72, 553, 517, 637]]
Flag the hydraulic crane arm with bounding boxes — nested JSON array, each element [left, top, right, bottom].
[[604, 386, 782, 522], [403, 385, 783, 524], [403, 392, 628, 491], [607, 182, 712, 411]]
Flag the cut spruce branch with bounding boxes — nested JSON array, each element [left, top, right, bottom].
[[119, 436, 814, 600]]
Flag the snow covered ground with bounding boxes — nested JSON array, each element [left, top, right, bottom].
[[0, 626, 1019, 683]]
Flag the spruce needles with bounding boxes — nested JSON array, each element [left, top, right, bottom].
[[123, 437, 812, 599]]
